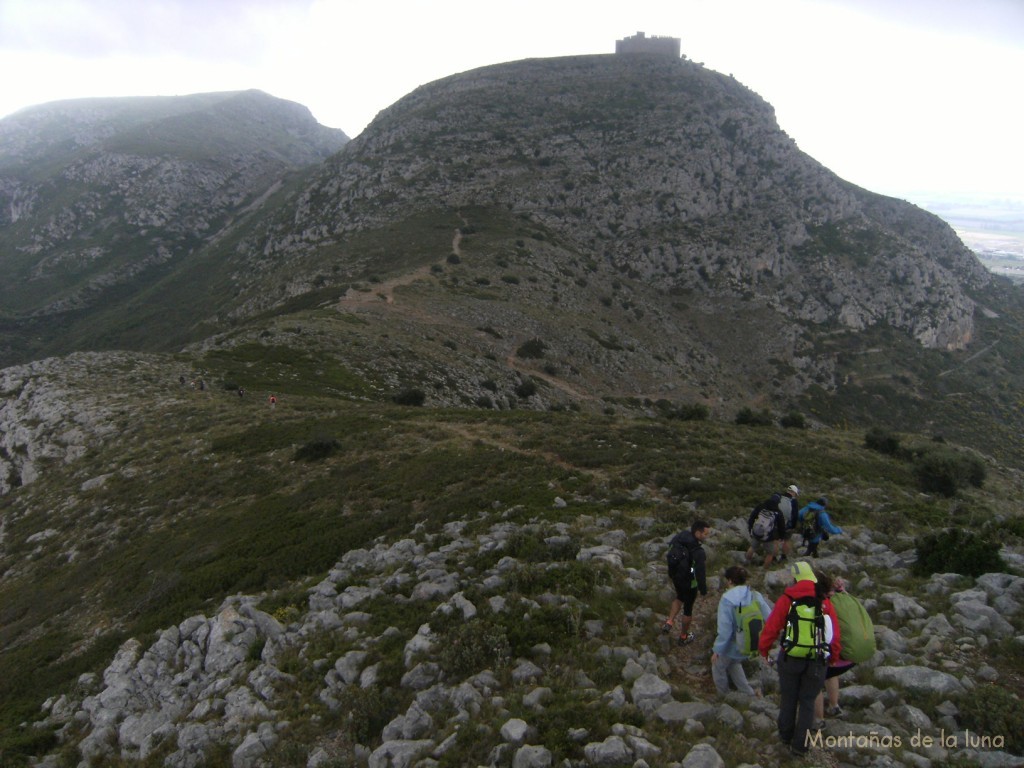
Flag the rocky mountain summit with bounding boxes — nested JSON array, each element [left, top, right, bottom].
[[257, 55, 989, 350]]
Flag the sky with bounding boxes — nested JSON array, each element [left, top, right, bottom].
[[1, 0, 1022, 207]]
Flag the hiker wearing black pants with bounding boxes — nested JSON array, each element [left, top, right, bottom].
[[758, 562, 842, 758], [661, 520, 711, 646]]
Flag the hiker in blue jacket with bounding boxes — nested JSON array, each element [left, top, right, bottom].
[[798, 497, 843, 557], [711, 565, 773, 695]]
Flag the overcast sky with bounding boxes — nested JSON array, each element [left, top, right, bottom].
[[1, 0, 1022, 206]]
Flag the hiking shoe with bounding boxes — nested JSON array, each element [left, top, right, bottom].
[[789, 745, 809, 759], [812, 719, 825, 730], [677, 632, 696, 646], [826, 705, 844, 717], [660, 621, 673, 634]]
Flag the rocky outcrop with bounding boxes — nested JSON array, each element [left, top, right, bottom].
[[36, 513, 1024, 767]]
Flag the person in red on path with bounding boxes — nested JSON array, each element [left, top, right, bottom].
[[758, 562, 841, 758]]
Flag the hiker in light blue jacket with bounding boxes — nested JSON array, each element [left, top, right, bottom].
[[711, 565, 773, 695], [798, 497, 843, 557]]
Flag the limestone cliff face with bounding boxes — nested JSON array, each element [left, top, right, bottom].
[[268, 55, 988, 350]]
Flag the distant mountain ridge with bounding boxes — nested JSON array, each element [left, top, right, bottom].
[[0, 90, 347, 363]]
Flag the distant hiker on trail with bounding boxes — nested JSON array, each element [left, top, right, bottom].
[[711, 565, 772, 696], [759, 561, 841, 759], [746, 487, 797, 567], [268, 394, 277, 408], [661, 519, 711, 646], [798, 497, 843, 558], [238, 387, 245, 398]]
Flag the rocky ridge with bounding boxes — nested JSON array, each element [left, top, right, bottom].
[[0, 352, 181, 495], [32, 508, 1024, 768]]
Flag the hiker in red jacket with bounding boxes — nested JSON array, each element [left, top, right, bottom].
[[759, 562, 841, 758]]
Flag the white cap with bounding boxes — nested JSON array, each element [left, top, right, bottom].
[[787, 484, 799, 495]]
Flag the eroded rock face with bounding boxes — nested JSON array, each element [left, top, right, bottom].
[[0, 351, 186, 495], [0, 354, 119, 494]]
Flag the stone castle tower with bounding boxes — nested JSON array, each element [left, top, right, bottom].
[[615, 31, 681, 58]]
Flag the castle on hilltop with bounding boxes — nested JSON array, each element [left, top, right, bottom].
[[615, 31, 681, 58]]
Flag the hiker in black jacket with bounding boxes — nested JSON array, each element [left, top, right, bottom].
[[746, 485, 799, 567], [661, 520, 711, 646]]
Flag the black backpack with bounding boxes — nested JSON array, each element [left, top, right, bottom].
[[666, 534, 691, 574]]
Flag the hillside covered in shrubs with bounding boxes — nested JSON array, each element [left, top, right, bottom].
[[1, 358, 1022, 766]]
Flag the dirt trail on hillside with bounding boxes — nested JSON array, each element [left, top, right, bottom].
[[439, 422, 610, 482], [337, 228, 463, 307], [503, 347, 595, 402], [333, 225, 596, 404], [658, 587, 720, 696]]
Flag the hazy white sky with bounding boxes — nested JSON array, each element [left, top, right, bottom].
[[1, 0, 1022, 205]]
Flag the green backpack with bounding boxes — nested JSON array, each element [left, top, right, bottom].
[[831, 591, 876, 663], [735, 594, 765, 659], [781, 596, 829, 659]]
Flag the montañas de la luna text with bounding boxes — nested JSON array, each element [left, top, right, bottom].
[[805, 729, 1005, 751]]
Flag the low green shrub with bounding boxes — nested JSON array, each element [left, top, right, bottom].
[[735, 407, 773, 426], [913, 446, 986, 496], [435, 722, 494, 767], [958, 684, 1024, 755], [983, 637, 1024, 678], [662, 402, 709, 421], [392, 388, 426, 406], [516, 379, 537, 398], [911, 528, 1005, 577], [505, 531, 578, 562], [516, 339, 547, 359], [780, 411, 806, 429], [507, 561, 598, 599], [435, 619, 512, 679], [294, 437, 341, 461], [336, 686, 400, 745], [864, 426, 901, 454], [502, 603, 580, 655]]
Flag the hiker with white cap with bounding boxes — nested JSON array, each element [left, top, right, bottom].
[[746, 484, 799, 567], [758, 561, 841, 758]]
